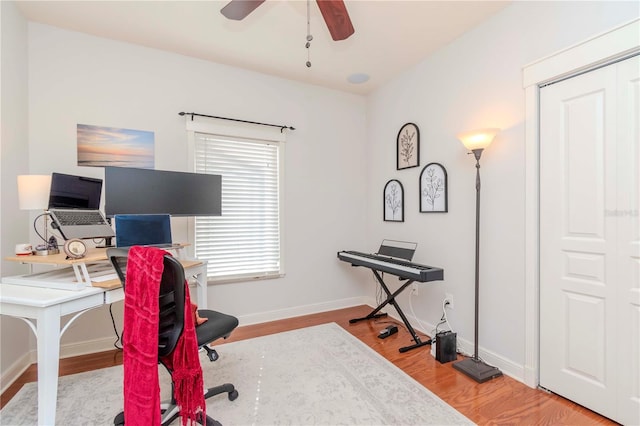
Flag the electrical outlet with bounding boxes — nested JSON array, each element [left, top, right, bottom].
[[411, 283, 419, 296], [444, 293, 454, 309]]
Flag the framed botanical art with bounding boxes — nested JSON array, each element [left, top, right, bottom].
[[384, 179, 404, 222], [420, 162, 448, 213], [396, 122, 420, 170]]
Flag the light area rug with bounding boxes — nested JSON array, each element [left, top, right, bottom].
[[1, 323, 473, 425]]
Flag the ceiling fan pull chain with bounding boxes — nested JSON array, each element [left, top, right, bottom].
[[305, 0, 312, 67]]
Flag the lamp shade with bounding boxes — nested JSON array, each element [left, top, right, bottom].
[[457, 128, 500, 151], [17, 175, 51, 210]]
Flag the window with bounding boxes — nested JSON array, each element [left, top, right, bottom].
[[188, 122, 285, 282]]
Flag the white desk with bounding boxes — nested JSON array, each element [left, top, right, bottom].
[[0, 249, 207, 425]]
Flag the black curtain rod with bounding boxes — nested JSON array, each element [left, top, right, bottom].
[[179, 112, 295, 133]]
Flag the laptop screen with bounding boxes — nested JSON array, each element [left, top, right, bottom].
[[48, 172, 102, 209], [115, 214, 172, 247]]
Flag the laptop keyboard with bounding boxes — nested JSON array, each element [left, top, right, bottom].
[[51, 210, 106, 226]]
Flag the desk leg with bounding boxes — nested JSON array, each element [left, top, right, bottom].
[[37, 306, 62, 425], [195, 261, 208, 309]]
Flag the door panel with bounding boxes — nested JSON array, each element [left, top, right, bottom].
[[564, 292, 605, 383], [615, 56, 640, 426], [540, 55, 640, 425], [562, 89, 606, 239], [540, 64, 618, 420]]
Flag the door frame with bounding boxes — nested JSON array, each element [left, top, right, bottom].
[[522, 18, 639, 388]]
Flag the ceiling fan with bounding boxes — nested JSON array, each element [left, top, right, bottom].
[[220, 0, 355, 41]]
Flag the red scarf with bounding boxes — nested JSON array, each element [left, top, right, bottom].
[[123, 246, 205, 426]]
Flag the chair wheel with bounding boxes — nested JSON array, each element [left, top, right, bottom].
[[114, 411, 125, 425], [229, 389, 239, 401], [205, 346, 219, 362]]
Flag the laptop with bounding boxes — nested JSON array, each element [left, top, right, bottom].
[[47, 172, 115, 240], [375, 239, 417, 261], [49, 209, 115, 240], [115, 214, 174, 248]]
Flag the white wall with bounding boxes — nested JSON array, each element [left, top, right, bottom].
[[0, 1, 33, 383], [1, 3, 30, 275], [1, 19, 369, 379], [366, 1, 639, 377]]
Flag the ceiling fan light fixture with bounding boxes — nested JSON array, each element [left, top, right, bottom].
[[347, 73, 370, 84], [221, 0, 355, 41]]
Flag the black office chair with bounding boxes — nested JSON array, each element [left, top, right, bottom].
[[107, 247, 239, 426]]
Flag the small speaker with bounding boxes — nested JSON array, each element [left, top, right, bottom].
[[435, 331, 457, 363]]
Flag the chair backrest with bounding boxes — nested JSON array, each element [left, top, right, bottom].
[[107, 247, 186, 357]]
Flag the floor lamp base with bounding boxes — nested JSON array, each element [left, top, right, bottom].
[[452, 357, 502, 383]]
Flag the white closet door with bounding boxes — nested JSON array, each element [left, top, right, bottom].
[[540, 56, 639, 424], [615, 56, 640, 426]]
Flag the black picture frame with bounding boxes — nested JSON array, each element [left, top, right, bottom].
[[420, 162, 448, 213], [384, 179, 404, 222], [396, 122, 420, 170]]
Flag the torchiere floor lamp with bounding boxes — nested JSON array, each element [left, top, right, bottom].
[[452, 128, 503, 383]]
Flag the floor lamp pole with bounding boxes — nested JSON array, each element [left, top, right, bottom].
[[452, 148, 503, 383], [473, 149, 481, 359]]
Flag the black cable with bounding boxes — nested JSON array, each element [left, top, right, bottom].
[[109, 304, 123, 350], [33, 213, 49, 242]]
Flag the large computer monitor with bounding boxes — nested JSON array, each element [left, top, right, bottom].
[[48, 172, 103, 209], [104, 166, 221, 217]]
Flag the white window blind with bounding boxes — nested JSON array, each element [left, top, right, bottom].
[[194, 132, 283, 281]]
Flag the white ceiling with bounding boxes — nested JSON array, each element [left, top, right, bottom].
[[15, 1, 510, 95]]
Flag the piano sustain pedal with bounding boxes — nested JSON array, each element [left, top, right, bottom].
[[378, 325, 398, 339]]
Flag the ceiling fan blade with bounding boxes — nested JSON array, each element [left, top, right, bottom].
[[315, 0, 354, 41], [220, 0, 266, 20]]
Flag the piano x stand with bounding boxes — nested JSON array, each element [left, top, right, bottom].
[[350, 270, 432, 352], [338, 250, 444, 353]]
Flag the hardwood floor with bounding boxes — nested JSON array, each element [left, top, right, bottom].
[[1, 305, 615, 425]]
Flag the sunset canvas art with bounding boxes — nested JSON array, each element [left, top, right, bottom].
[[77, 124, 154, 168]]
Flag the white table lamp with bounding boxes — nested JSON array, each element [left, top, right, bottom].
[[17, 175, 58, 255]]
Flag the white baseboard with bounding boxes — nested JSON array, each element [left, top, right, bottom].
[[0, 296, 370, 393], [0, 352, 31, 396], [237, 296, 370, 326], [0, 337, 119, 395], [378, 297, 530, 387], [1, 295, 532, 396], [453, 335, 526, 383], [59, 336, 121, 359]]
